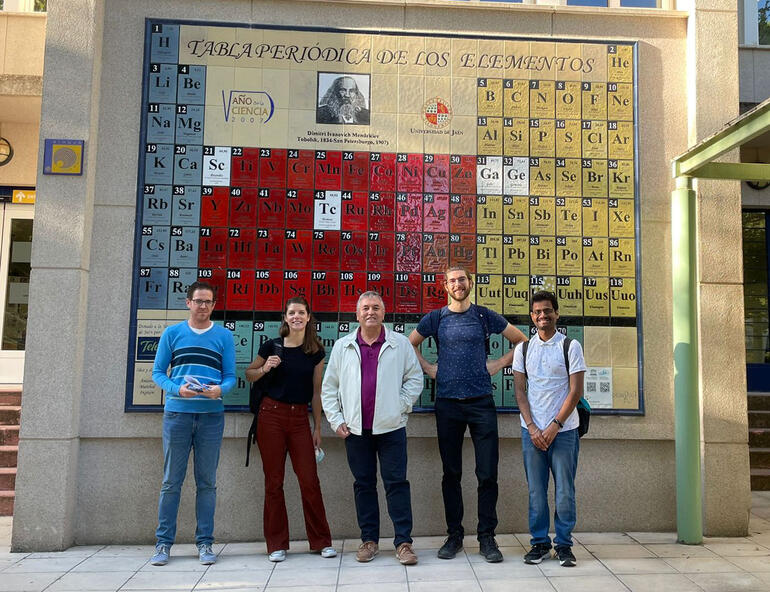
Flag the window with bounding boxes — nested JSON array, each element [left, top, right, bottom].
[[761, 0, 770, 44], [743, 211, 770, 364]]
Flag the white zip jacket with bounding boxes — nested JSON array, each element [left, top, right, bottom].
[[321, 326, 423, 435]]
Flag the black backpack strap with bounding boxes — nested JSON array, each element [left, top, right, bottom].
[[562, 336, 572, 375], [245, 416, 257, 467], [472, 304, 491, 356], [522, 340, 529, 378]]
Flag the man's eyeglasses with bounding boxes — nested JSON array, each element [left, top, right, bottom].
[[532, 308, 555, 316], [191, 299, 215, 307]]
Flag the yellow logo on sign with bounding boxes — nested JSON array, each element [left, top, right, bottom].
[[51, 144, 83, 174], [12, 190, 35, 204]]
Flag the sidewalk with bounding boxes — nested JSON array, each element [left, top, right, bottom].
[[1, 493, 769, 592]]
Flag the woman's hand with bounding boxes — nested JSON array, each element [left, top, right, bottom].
[[262, 355, 282, 373], [313, 427, 322, 449]]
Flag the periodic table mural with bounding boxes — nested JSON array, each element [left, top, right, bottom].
[[127, 19, 643, 414]]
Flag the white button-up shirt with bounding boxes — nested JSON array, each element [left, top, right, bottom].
[[512, 332, 587, 431]]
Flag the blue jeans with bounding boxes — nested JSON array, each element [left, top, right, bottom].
[[435, 396, 499, 539], [344, 428, 413, 548], [521, 427, 579, 548], [156, 411, 225, 546]]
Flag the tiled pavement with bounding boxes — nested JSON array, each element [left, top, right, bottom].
[[2, 493, 770, 591]]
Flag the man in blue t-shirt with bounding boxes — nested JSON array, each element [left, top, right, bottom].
[[149, 281, 236, 567], [409, 267, 527, 563]]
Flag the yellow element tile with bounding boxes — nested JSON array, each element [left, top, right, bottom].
[[450, 116, 477, 155], [503, 196, 529, 235], [166, 310, 189, 321], [343, 33, 374, 75], [477, 116, 503, 155], [556, 236, 582, 276], [179, 25, 210, 66], [133, 363, 162, 406], [529, 157, 555, 196], [205, 25, 240, 68], [477, 234, 503, 274], [581, 81, 607, 120], [608, 44, 634, 84], [584, 326, 610, 367], [530, 80, 555, 119], [399, 75, 425, 115], [582, 120, 608, 159], [581, 43, 607, 83], [609, 238, 635, 277], [556, 276, 583, 317], [582, 158, 608, 198], [530, 196, 555, 236], [610, 277, 637, 317], [503, 117, 529, 157], [424, 36, 452, 78], [504, 79, 530, 118], [367, 113, 398, 152], [556, 158, 582, 197], [452, 37, 478, 78], [608, 159, 634, 198], [371, 74, 399, 114], [398, 35, 426, 77], [503, 234, 529, 275], [530, 235, 556, 276], [608, 82, 633, 121], [397, 113, 426, 154], [286, 108, 318, 151], [583, 237, 608, 276], [478, 77, 504, 117], [556, 43, 583, 82], [503, 40, 531, 80], [555, 119, 582, 158], [611, 326, 638, 367], [503, 275, 530, 315], [248, 106, 287, 149], [205, 66, 236, 108], [530, 41, 557, 78], [136, 309, 170, 320], [476, 195, 503, 234], [288, 69, 318, 111], [612, 367, 639, 409], [531, 275, 557, 294], [582, 197, 608, 236], [530, 118, 555, 158], [451, 76, 477, 117], [204, 105, 236, 147], [583, 276, 609, 317], [371, 35, 401, 75], [477, 39, 505, 79], [556, 80, 582, 119], [476, 273, 503, 310], [608, 198, 635, 237], [608, 121, 634, 160], [556, 196, 582, 235]]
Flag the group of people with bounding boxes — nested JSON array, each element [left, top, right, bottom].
[[148, 266, 586, 570]]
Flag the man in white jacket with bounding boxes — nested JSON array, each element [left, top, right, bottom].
[[322, 291, 423, 565]]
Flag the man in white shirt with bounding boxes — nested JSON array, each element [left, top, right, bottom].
[[513, 291, 586, 568]]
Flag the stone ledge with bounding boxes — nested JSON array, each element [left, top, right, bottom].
[[0, 74, 43, 96]]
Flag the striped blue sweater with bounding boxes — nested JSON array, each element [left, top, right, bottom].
[[152, 321, 236, 413]]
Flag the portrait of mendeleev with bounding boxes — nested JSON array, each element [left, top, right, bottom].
[[316, 72, 371, 125]]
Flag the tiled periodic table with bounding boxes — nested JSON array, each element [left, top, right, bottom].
[[127, 21, 642, 414]]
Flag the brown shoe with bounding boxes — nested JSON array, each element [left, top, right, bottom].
[[356, 541, 379, 562], [396, 542, 418, 565]]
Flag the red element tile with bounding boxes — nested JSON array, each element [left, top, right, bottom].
[[283, 270, 311, 303], [340, 231, 367, 271], [198, 226, 228, 268], [200, 186, 229, 227], [284, 228, 313, 270], [314, 150, 342, 190], [423, 153, 450, 193], [422, 272, 447, 311], [368, 192, 395, 231], [367, 272, 394, 310], [287, 149, 315, 189], [198, 268, 226, 303], [449, 194, 476, 234], [395, 232, 422, 273], [449, 233, 476, 273], [397, 153, 423, 192], [225, 269, 255, 310], [313, 230, 340, 269], [342, 191, 368, 230], [394, 273, 421, 313], [230, 147, 260, 186], [254, 269, 283, 311], [228, 227, 257, 269], [256, 228, 283, 269], [258, 148, 287, 188], [229, 187, 258, 227], [339, 271, 366, 311], [422, 232, 449, 272], [369, 153, 396, 192], [342, 151, 369, 191], [367, 231, 395, 272], [450, 155, 476, 194], [423, 193, 449, 233], [311, 271, 340, 312], [396, 193, 423, 232], [258, 188, 285, 228], [285, 189, 314, 229]]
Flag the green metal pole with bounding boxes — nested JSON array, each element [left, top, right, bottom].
[[672, 175, 703, 544]]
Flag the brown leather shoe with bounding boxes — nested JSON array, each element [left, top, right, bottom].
[[356, 541, 379, 562], [396, 542, 418, 565]]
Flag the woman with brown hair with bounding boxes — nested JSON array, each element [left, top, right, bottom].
[[246, 296, 335, 562]]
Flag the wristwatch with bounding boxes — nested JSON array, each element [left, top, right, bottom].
[[552, 418, 564, 428]]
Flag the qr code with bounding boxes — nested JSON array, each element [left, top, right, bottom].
[[586, 382, 597, 393], [600, 382, 610, 393]]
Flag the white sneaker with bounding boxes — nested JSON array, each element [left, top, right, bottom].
[[268, 550, 287, 562], [320, 546, 337, 558]]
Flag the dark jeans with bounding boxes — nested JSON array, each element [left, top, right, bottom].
[[344, 427, 413, 548], [434, 396, 499, 539]]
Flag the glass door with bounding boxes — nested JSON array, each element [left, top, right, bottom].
[[0, 203, 34, 384], [744, 210, 770, 390]]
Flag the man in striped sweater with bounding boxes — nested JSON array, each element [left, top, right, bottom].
[[149, 281, 236, 567]]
